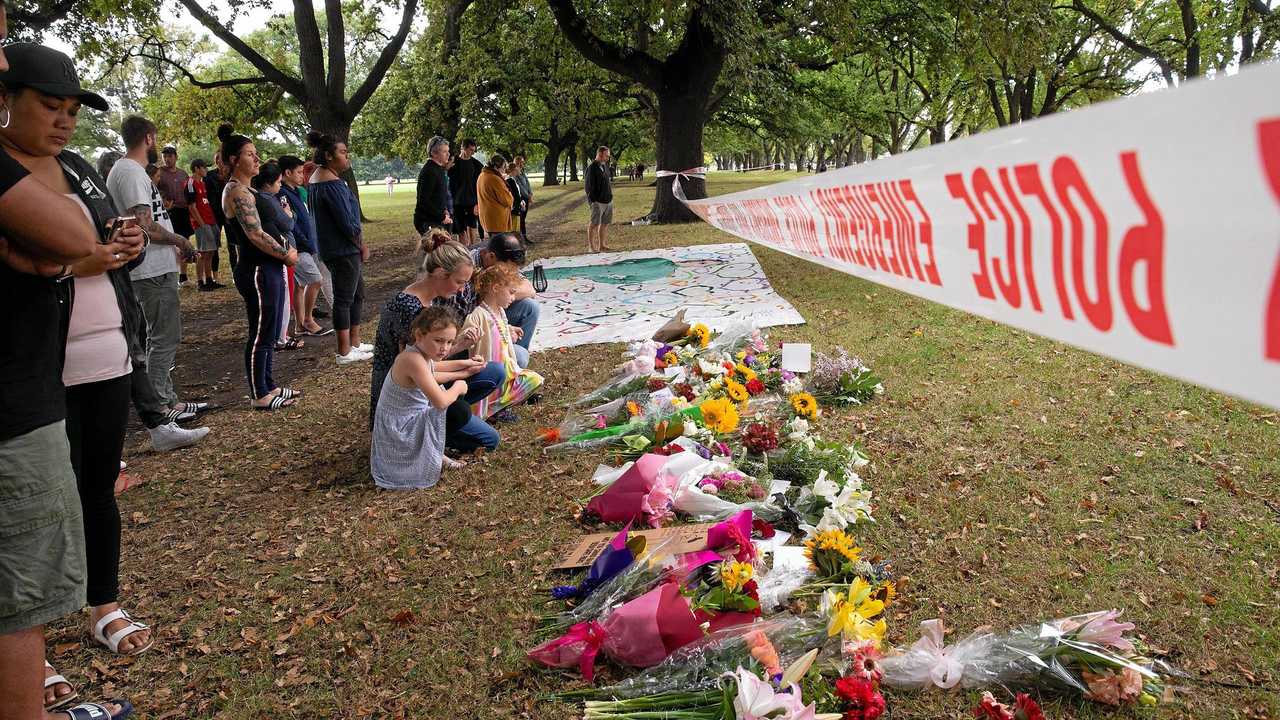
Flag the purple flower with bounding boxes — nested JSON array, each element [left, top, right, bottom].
[[781, 370, 796, 381], [714, 441, 731, 457], [655, 344, 674, 361], [694, 444, 713, 460]]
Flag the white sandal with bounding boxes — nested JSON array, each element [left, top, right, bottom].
[[92, 608, 154, 656], [44, 660, 79, 710]]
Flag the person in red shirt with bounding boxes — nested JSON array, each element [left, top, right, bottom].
[[185, 158, 224, 290]]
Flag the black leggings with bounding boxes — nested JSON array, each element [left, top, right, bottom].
[[327, 253, 365, 331], [66, 374, 131, 607]]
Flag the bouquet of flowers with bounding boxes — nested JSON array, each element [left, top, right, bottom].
[[807, 348, 884, 406], [880, 611, 1173, 707], [528, 512, 765, 681], [569, 629, 837, 719], [538, 535, 680, 637], [552, 525, 649, 602], [584, 617, 829, 700]]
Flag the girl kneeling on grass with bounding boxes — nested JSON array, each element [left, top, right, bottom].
[[462, 265, 544, 421], [371, 306, 487, 489]]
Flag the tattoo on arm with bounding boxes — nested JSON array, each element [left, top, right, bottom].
[[130, 204, 186, 247], [231, 189, 285, 256]]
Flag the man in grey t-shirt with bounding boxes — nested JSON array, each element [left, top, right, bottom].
[[107, 115, 200, 415]]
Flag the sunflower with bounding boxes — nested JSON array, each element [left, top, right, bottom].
[[805, 529, 863, 564], [726, 380, 749, 403], [699, 397, 740, 434], [626, 400, 642, 416], [662, 351, 679, 366], [790, 392, 820, 419], [689, 323, 711, 348], [872, 580, 896, 607], [804, 529, 863, 577]]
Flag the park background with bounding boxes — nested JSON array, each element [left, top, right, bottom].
[[7, 0, 1278, 717]]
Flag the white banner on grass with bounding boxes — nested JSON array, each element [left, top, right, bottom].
[[682, 64, 1280, 411]]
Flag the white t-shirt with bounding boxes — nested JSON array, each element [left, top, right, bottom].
[[108, 157, 178, 281]]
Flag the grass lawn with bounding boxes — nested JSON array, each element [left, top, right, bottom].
[[48, 171, 1278, 719]]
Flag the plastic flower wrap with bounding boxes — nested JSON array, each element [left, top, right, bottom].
[[808, 348, 884, 406], [538, 536, 681, 638], [879, 611, 1174, 707]]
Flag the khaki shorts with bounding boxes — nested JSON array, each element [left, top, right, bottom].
[[0, 421, 86, 634], [590, 201, 614, 226]]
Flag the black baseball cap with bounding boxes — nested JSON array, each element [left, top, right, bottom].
[[0, 44, 109, 111]]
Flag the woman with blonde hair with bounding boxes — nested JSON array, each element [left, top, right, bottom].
[[476, 153, 514, 234], [368, 230, 504, 453]]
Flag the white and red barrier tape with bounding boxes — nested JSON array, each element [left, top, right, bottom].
[[676, 64, 1280, 410]]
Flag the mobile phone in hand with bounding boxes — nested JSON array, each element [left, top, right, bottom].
[[106, 216, 138, 244]]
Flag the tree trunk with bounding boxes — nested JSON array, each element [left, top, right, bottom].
[[543, 142, 565, 187], [649, 92, 707, 223], [568, 148, 580, 182]]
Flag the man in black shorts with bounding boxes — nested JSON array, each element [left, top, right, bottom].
[[448, 138, 484, 246]]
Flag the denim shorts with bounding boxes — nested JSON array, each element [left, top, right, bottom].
[[0, 421, 86, 634]]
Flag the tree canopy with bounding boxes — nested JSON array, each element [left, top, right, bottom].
[[22, 0, 1280, 220]]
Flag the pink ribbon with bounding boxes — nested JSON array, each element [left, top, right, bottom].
[[911, 618, 964, 689]]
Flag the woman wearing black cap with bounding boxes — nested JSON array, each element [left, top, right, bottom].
[[0, 42, 142, 719]]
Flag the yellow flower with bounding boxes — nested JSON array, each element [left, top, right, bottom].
[[662, 351, 679, 366], [689, 323, 711, 348], [736, 364, 758, 383], [719, 561, 754, 592], [874, 580, 896, 607], [726, 380, 748, 403], [699, 397, 740, 434], [824, 578, 887, 646], [626, 400, 642, 416], [790, 392, 819, 419], [804, 529, 862, 570], [736, 350, 747, 361]]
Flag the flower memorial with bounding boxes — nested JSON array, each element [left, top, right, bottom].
[[528, 315, 1179, 719]]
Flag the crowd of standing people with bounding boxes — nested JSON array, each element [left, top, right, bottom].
[[0, 20, 625, 714]]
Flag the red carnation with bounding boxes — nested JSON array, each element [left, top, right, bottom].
[[835, 676, 885, 720], [647, 377, 668, 391], [741, 422, 779, 454], [752, 518, 776, 539], [745, 378, 766, 395], [1014, 694, 1045, 720]]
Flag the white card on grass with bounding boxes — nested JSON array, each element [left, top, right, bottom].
[[781, 343, 812, 373]]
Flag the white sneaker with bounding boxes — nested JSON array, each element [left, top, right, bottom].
[[355, 342, 373, 353], [336, 348, 372, 365], [149, 422, 210, 452]]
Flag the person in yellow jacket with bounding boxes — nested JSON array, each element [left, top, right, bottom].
[[476, 154, 514, 235]]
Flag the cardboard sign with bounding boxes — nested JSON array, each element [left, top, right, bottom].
[[781, 343, 812, 373], [554, 522, 717, 570]]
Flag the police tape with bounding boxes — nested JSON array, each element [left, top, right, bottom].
[[676, 63, 1280, 411]]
